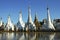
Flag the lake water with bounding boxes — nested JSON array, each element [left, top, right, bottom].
[[0, 32, 60, 40]]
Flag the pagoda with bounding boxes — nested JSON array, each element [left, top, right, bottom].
[[0, 17, 4, 30], [16, 10, 25, 31], [42, 7, 55, 30], [26, 7, 36, 31], [5, 15, 14, 31], [34, 12, 41, 31]]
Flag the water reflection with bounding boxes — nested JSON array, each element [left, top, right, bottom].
[[36, 32, 55, 40], [0, 32, 60, 40]]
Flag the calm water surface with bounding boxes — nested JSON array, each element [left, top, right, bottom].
[[0, 32, 60, 40]]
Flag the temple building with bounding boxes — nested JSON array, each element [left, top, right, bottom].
[[0, 7, 60, 32], [53, 19, 60, 30], [34, 12, 41, 31], [5, 15, 14, 31], [16, 10, 25, 31], [25, 7, 36, 31], [42, 7, 55, 30]]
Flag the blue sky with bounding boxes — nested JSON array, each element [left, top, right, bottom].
[[0, 0, 60, 24]]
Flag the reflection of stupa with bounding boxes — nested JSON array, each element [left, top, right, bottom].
[[5, 15, 14, 31], [26, 7, 36, 31], [30, 33, 36, 40], [19, 33, 25, 40], [16, 10, 25, 31], [42, 7, 55, 30], [7, 33, 14, 39], [49, 33, 55, 40]]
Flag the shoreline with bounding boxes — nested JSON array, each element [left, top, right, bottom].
[[0, 30, 60, 32]]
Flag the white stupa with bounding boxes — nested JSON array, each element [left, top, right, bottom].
[[6, 15, 14, 31], [26, 7, 36, 31], [16, 10, 25, 30], [42, 7, 55, 30], [0, 18, 3, 27]]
